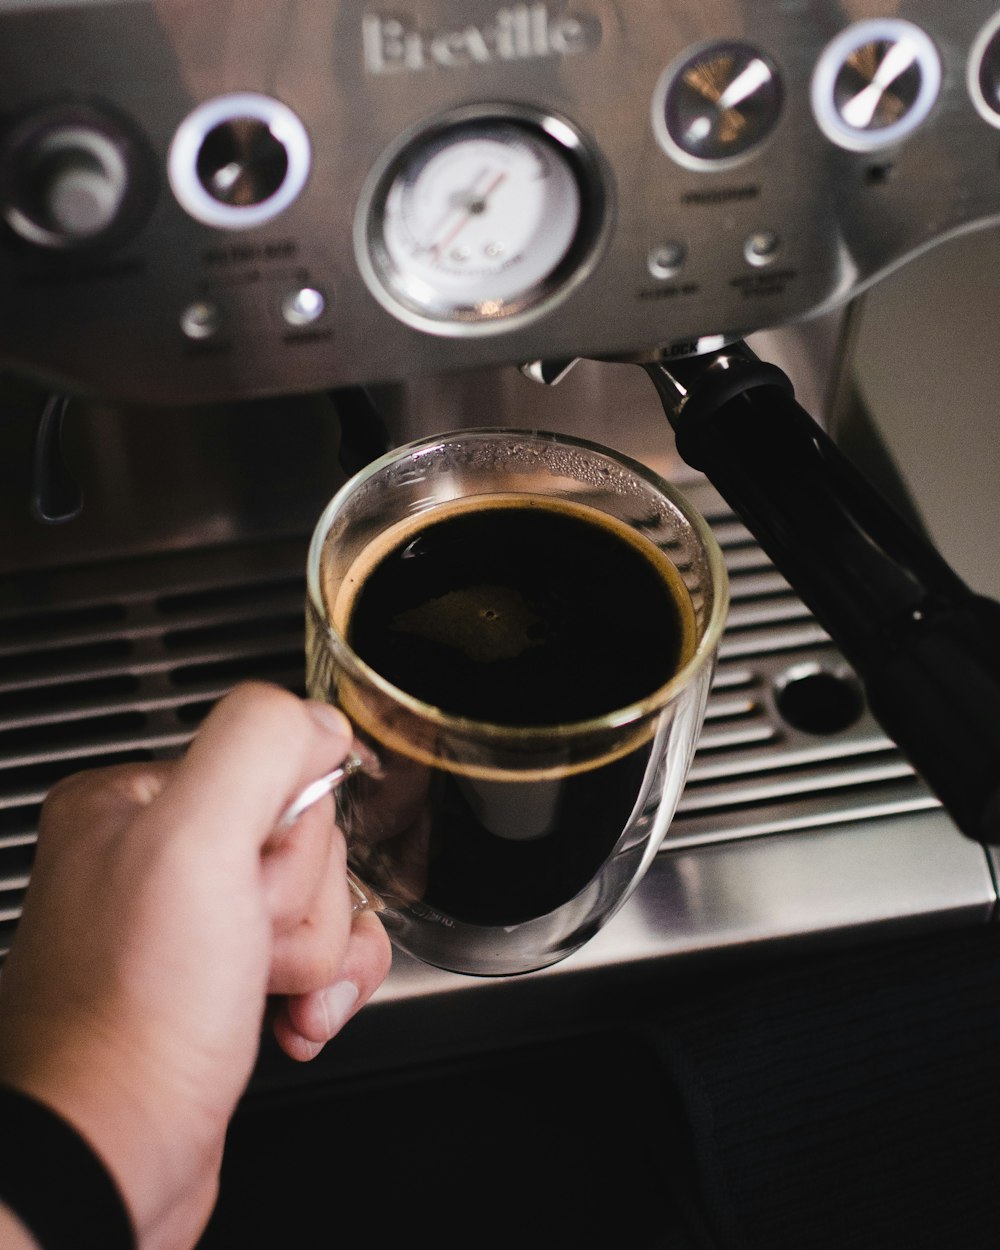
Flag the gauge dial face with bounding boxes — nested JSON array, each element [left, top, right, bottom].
[[369, 119, 584, 324], [661, 42, 783, 165]]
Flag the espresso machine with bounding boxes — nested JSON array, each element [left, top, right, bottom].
[[3, 0, 1000, 1104]]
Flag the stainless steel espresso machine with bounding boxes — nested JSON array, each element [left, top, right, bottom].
[[3, 0, 1000, 1103]]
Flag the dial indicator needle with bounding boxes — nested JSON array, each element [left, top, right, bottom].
[[431, 169, 508, 258]]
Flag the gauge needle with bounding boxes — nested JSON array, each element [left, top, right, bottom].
[[717, 57, 773, 111], [841, 39, 919, 129], [431, 169, 508, 258]]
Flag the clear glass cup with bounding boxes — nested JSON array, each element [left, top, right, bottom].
[[305, 428, 728, 976]]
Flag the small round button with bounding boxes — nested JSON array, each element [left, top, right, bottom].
[[744, 230, 780, 265], [648, 242, 686, 278], [180, 300, 222, 340], [281, 286, 325, 326]]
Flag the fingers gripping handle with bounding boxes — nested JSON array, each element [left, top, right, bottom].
[[278, 755, 385, 913]]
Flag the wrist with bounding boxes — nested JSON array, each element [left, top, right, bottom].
[[0, 1201, 42, 1250], [0, 1085, 135, 1250], [0, 1019, 222, 1250]]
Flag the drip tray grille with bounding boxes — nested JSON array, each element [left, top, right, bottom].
[[669, 498, 941, 847], [0, 493, 993, 966]]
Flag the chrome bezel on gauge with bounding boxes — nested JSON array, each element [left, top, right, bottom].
[[968, 10, 1000, 130], [168, 92, 311, 230], [811, 19, 941, 153], [355, 104, 608, 336]]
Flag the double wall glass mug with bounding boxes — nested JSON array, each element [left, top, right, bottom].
[[304, 429, 728, 977]]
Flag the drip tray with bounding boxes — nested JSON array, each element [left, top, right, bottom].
[[0, 481, 994, 1070]]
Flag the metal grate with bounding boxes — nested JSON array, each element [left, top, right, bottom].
[[0, 506, 940, 957], [666, 492, 940, 848]]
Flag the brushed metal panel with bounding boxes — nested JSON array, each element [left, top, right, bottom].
[[2, 1, 999, 401], [371, 809, 997, 1008]]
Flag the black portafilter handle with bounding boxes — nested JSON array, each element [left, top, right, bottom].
[[642, 340, 1000, 846]]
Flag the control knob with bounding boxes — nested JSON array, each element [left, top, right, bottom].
[[1, 105, 148, 249], [655, 41, 784, 167], [811, 20, 941, 151], [970, 13, 1000, 128]]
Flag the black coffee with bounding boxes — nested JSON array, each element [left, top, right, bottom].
[[343, 496, 693, 723], [334, 496, 697, 927]]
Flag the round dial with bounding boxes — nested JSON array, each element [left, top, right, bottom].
[[656, 42, 783, 167], [811, 20, 941, 151], [365, 116, 589, 327], [969, 12, 1000, 129]]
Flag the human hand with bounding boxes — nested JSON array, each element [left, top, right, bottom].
[[0, 682, 392, 1250]]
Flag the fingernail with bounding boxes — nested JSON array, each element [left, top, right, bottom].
[[320, 980, 360, 1039], [305, 700, 352, 741]]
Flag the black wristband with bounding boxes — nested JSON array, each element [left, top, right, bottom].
[[0, 1086, 135, 1250]]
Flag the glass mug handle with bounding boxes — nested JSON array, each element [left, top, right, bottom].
[[277, 753, 384, 914]]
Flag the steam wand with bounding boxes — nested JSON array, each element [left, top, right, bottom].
[[639, 339, 1000, 846]]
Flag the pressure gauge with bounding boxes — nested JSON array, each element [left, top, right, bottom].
[[358, 110, 604, 332]]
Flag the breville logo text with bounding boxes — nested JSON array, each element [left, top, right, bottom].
[[363, 6, 599, 73]]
